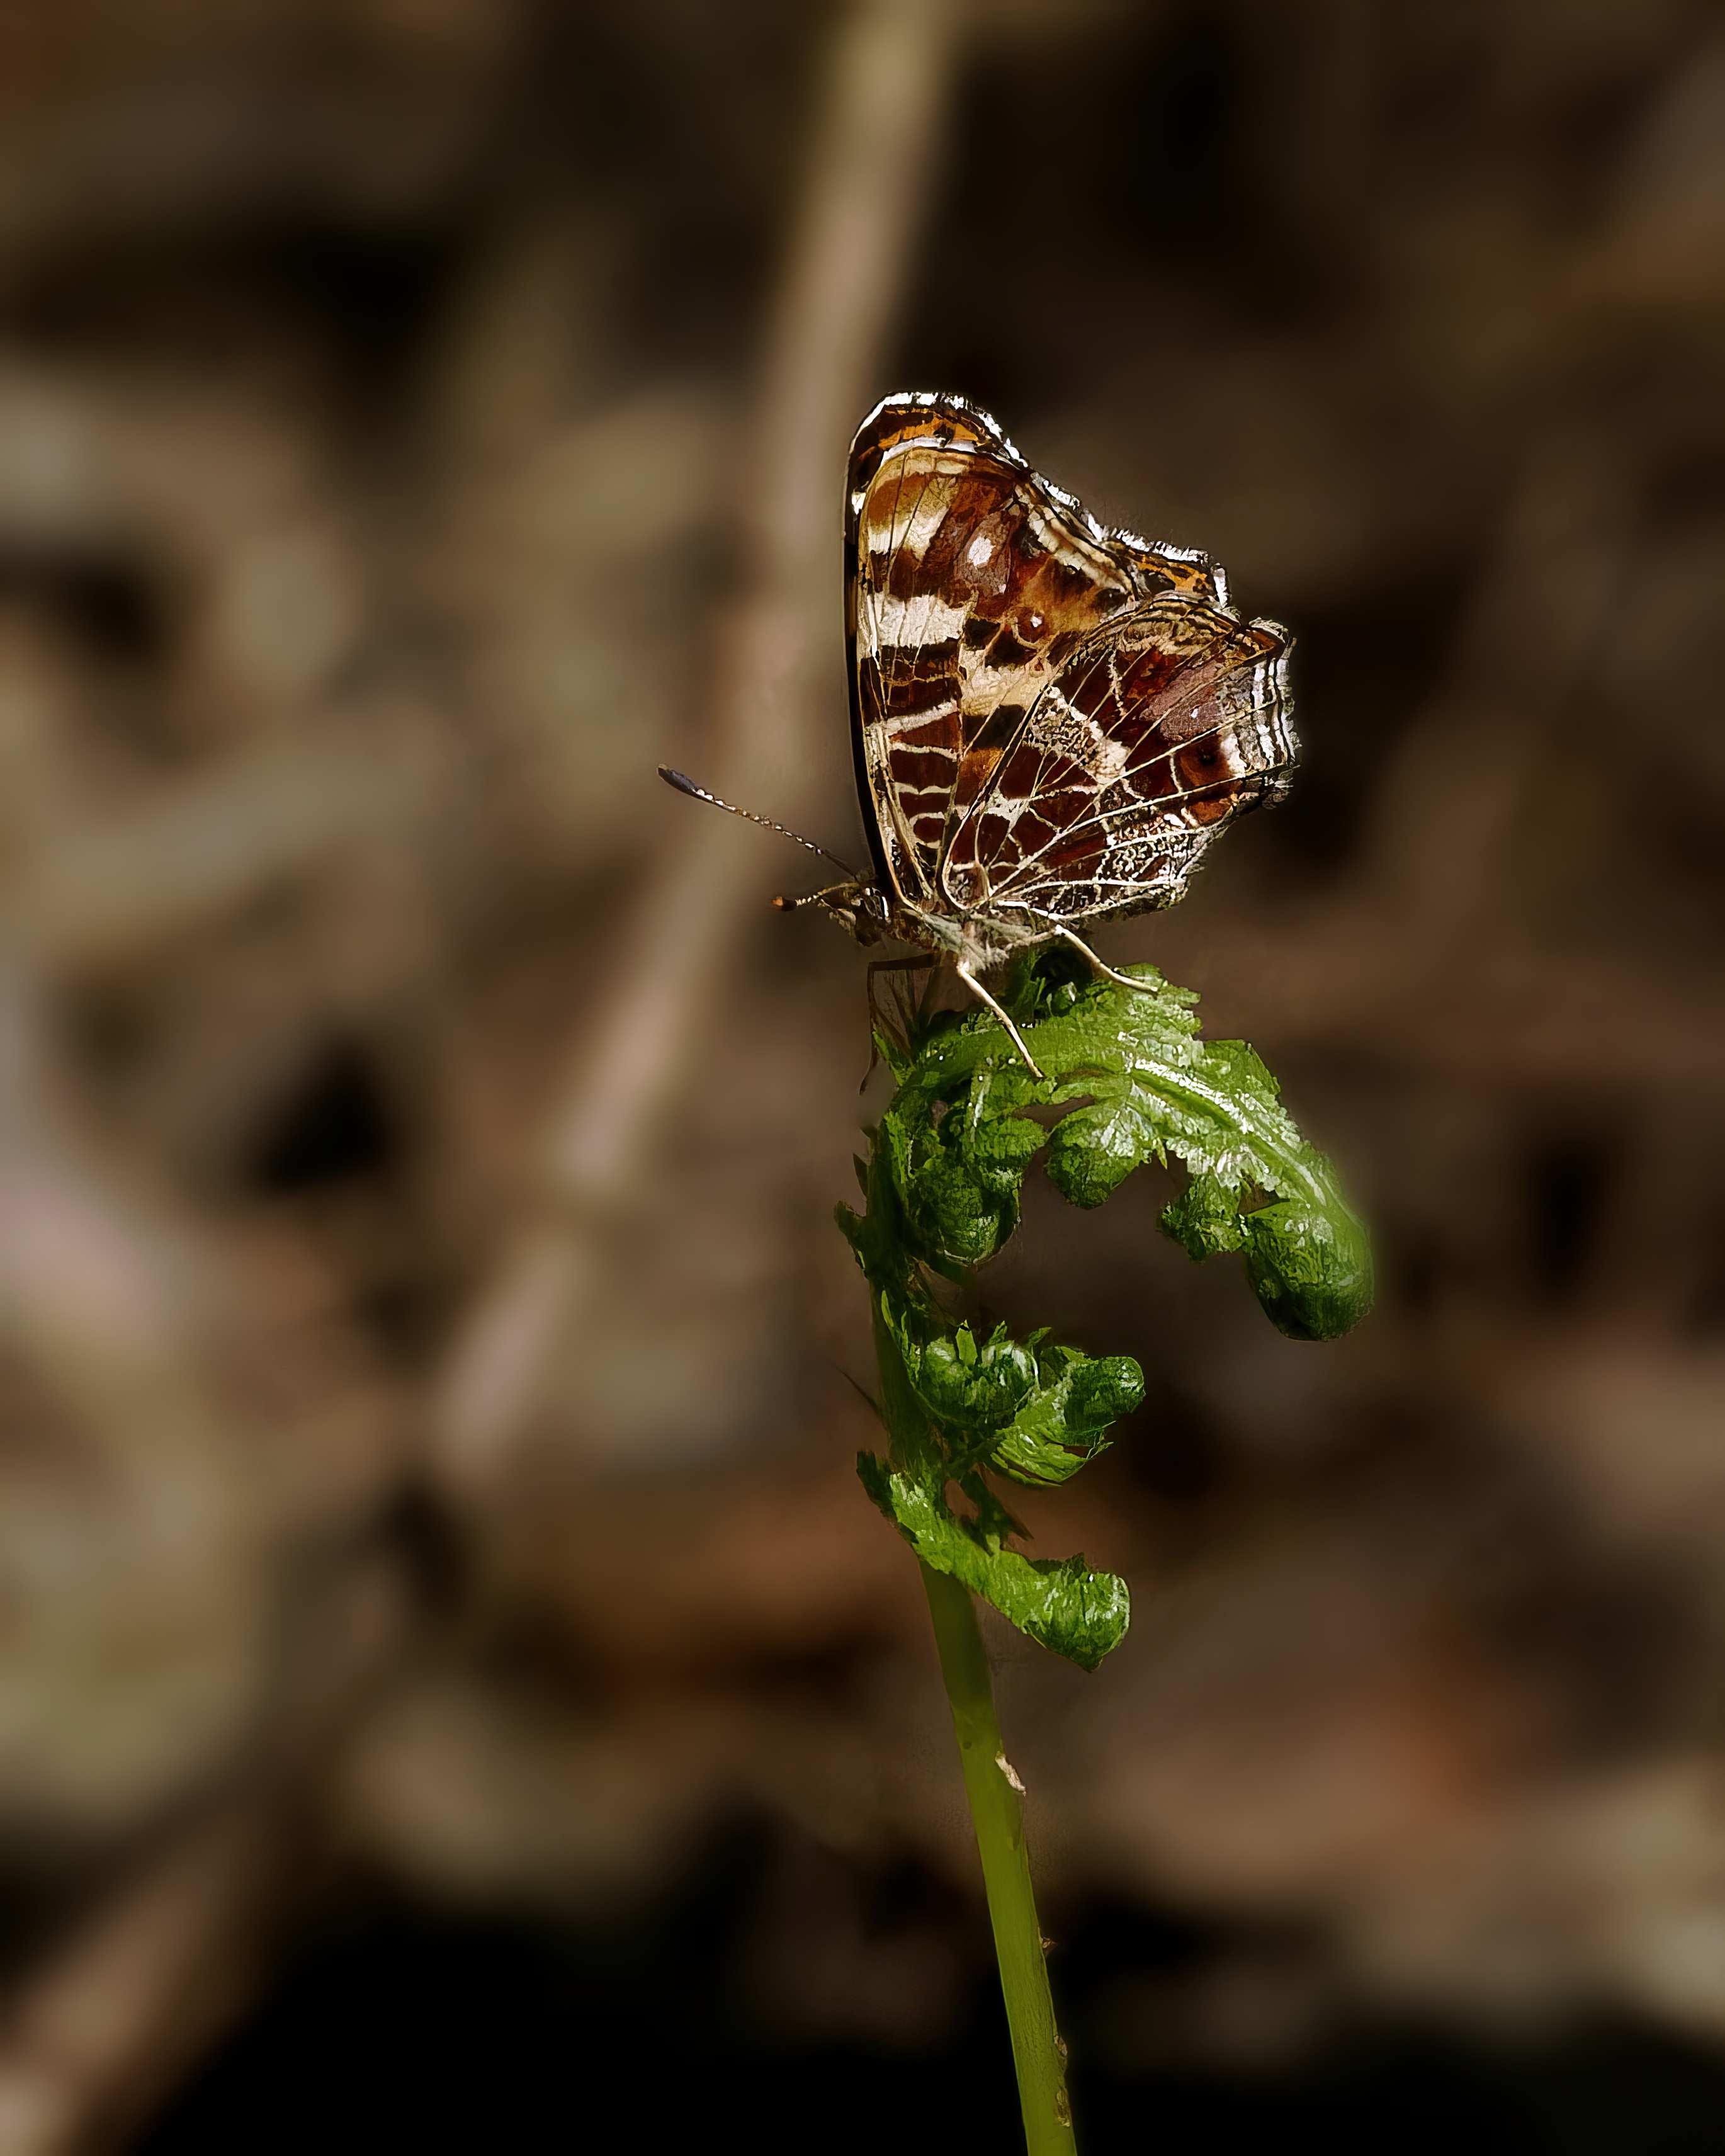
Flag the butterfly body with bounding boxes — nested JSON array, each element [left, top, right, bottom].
[[662, 392, 1299, 1075], [822, 392, 1296, 1001]]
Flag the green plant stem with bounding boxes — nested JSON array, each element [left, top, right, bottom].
[[921, 1560, 1077, 2155]]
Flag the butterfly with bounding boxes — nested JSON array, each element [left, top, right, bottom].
[[662, 390, 1296, 1075]]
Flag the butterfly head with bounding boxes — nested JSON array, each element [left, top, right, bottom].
[[655, 769, 898, 946], [772, 879, 892, 946]]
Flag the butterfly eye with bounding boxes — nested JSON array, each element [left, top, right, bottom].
[[1014, 606, 1047, 643]]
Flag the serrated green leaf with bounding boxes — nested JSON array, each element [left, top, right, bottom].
[[990, 1349, 1145, 1487], [1241, 1195, 1373, 1342], [916, 1324, 1041, 1431], [857, 1453, 1129, 1672], [883, 1063, 1046, 1271], [879, 1305, 1144, 1489], [1158, 1169, 1247, 1257], [875, 952, 1372, 1342]]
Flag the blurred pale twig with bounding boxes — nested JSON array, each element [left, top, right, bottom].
[[431, 0, 959, 1494]]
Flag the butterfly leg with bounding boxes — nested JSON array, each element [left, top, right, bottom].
[[1055, 928, 1160, 993], [956, 963, 1046, 1081]]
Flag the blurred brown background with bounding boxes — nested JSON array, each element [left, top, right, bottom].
[[0, 0, 1721, 2148]]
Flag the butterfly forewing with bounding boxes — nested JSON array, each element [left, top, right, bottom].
[[846, 393, 1223, 912]]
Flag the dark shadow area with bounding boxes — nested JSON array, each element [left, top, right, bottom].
[[249, 1043, 399, 1194], [139, 1856, 1725, 2156]]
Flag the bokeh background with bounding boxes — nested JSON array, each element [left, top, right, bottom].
[[0, 1, 1721, 2148]]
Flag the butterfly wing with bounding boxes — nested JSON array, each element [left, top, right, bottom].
[[846, 392, 1221, 914], [941, 596, 1295, 926]]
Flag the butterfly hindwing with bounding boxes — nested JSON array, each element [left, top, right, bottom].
[[943, 596, 1295, 925]]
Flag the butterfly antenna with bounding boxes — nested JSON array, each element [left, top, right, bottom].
[[657, 767, 859, 878]]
